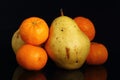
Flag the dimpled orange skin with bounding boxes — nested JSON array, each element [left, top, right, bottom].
[[86, 42, 108, 65], [74, 16, 96, 41], [16, 44, 48, 70], [19, 17, 49, 46]]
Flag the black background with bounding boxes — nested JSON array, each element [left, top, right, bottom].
[[0, 0, 119, 80]]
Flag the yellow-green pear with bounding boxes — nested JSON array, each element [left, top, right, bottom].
[[11, 29, 25, 54], [45, 15, 90, 70]]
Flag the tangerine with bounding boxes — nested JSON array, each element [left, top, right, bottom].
[[19, 17, 49, 46], [86, 42, 108, 65], [74, 16, 95, 41], [16, 44, 48, 70]]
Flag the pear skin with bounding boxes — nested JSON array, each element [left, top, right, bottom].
[[45, 16, 90, 70], [11, 29, 25, 54]]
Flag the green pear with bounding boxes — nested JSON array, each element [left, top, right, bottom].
[[45, 15, 90, 70], [11, 29, 25, 54]]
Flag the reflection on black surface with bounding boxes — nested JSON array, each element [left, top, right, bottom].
[[12, 66, 46, 80], [12, 65, 107, 80], [47, 68, 84, 80], [83, 66, 107, 80]]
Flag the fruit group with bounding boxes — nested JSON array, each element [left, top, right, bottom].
[[11, 10, 109, 71], [74, 16, 95, 41], [19, 17, 49, 46], [16, 44, 48, 70], [86, 42, 108, 65], [11, 29, 25, 54], [45, 15, 90, 70]]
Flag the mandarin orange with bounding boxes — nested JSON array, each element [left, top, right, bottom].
[[86, 42, 108, 65], [19, 17, 49, 46], [74, 16, 95, 41], [16, 44, 48, 70]]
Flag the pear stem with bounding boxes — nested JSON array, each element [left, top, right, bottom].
[[60, 8, 64, 16]]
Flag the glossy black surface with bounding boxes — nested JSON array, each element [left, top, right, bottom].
[[1, 0, 119, 80]]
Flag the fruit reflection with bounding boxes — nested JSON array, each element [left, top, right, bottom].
[[12, 66, 25, 80], [49, 68, 84, 80], [84, 66, 107, 80], [12, 66, 46, 80]]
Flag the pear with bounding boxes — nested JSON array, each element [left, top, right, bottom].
[[11, 29, 25, 54], [45, 15, 90, 70]]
